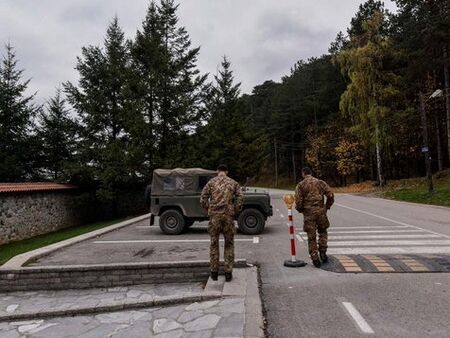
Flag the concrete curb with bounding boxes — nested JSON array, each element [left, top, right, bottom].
[[203, 266, 265, 338], [0, 293, 221, 323], [244, 266, 265, 338], [1, 214, 151, 269]]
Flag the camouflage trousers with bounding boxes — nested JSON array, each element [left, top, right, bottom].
[[208, 214, 235, 273], [303, 209, 330, 260]]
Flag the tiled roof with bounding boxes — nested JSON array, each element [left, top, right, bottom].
[[0, 183, 77, 193]]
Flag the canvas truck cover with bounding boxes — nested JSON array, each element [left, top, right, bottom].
[[152, 168, 217, 195]]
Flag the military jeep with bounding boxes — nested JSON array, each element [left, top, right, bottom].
[[147, 168, 273, 235]]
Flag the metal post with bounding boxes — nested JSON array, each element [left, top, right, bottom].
[[419, 92, 434, 193], [274, 138, 278, 187], [443, 46, 450, 166], [283, 194, 306, 268]]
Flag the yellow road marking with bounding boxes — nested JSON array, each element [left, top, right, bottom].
[[344, 267, 362, 272], [376, 267, 395, 272], [409, 266, 429, 272]]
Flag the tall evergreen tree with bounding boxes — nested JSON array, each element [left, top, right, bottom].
[[37, 89, 76, 180], [65, 17, 136, 206], [132, 0, 207, 169], [0, 43, 38, 181]]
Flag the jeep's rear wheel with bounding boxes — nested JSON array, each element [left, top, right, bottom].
[[159, 209, 185, 235], [237, 208, 265, 235]]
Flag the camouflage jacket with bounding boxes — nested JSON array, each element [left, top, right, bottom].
[[294, 175, 334, 213], [200, 175, 244, 216]]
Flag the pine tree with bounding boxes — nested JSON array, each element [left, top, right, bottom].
[[0, 42, 38, 181], [37, 89, 76, 180], [65, 17, 136, 206], [132, 0, 207, 169]]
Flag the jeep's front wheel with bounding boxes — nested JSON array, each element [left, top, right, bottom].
[[238, 208, 265, 235], [159, 209, 185, 235]]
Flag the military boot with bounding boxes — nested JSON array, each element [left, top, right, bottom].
[[319, 251, 328, 263], [225, 272, 233, 282], [312, 258, 321, 268], [211, 271, 218, 281]]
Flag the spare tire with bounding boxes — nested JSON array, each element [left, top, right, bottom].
[[159, 209, 185, 235], [237, 208, 265, 235]]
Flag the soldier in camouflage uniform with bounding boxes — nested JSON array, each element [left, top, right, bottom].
[[200, 165, 244, 282], [294, 167, 334, 268]]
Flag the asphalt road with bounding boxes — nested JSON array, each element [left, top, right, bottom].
[[33, 189, 450, 337], [255, 189, 450, 338]]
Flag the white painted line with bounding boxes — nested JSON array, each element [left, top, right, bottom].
[[328, 247, 450, 254], [332, 226, 409, 229], [280, 214, 285, 218], [328, 239, 450, 247], [253, 236, 260, 244], [342, 302, 374, 334], [314, 230, 424, 237], [336, 203, 450, 239], [329, 234, 441, 240], [94, 239, 254, 244]]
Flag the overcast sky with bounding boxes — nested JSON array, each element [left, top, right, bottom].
[[0, 0, 397, 104]]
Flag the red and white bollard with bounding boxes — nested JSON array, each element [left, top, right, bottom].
[[283, 194, 306, 268]]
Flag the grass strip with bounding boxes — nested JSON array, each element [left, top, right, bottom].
[[0, 217, 128, 266], [383, 182, 450, 207]]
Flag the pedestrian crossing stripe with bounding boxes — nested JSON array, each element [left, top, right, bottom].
[[299, 221, 449, 256]]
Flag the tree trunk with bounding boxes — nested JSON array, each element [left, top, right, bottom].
[[444, 45, 450, 166], [375, 126, 384, 186], [436, 116, 443, 171]]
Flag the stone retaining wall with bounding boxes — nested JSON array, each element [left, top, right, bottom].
[[0, 191, 83, 245], [0, 186, 148, 245], [0, 260, 247, 292]]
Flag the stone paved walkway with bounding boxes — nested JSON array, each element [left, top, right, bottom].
[[0, 284, 204, 319], [0, 298, 245, 338]]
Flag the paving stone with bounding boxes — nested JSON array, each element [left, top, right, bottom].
[[0, 329, 20, 338], [9, 320, 44, 326], [27, 323, 59, 334], [31, 316, 95, 338], [6, 304, 19, 313], [18, 322, 45, 334], [153, 304, 186, 319], [76, 323, 120, 338], [95, 310, 149, 324], [126, 290, 143, 298], [206, 300, 244, 314], [111, 320, 152, 338], [178, 310, 204, 323], [183, 330, 213, 338], [184, 314, 221, 332], [154, 329, 185, 338], [153, 318, 183, 333], [185, 300, 220, 311], [214, 313, 244, 337]]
